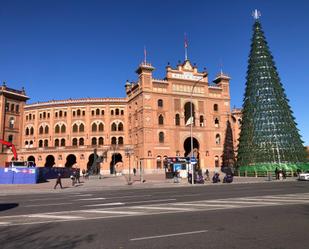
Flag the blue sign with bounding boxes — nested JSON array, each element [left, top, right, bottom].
[[190, 157, 197, 163]]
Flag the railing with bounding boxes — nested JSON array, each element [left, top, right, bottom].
[[234, 170, 300, 178]]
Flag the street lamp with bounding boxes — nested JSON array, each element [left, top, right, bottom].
[[125, 146, 134, 184], [190, 73, 207, 184]]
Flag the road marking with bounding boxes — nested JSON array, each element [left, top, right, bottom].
[[25, 202, 72, 207], [75, 198, 106, 201], [132, 206, 195, 211], [71, 194, 93, 197], [205, 200, 279, 205], [0, 222, 11, 225], [105, 194, 152, 199], [171, 203, 236, 208], [85, 202, 124, 207], [126, 199, 176, 204], [80, 210, 141, 215], [130, 230, 208, 241], [27, 214, 83, 219]]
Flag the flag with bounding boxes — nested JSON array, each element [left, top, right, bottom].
[[185, 116, 193, 126]]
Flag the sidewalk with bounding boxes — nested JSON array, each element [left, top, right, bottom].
[[0, 173, 298, 196]]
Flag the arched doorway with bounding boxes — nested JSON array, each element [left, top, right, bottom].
[[183, 137, 199, 157], [184, 137, 200, 170], [87, 154, 94, 171], [110, 153, 122, 174], [27, 155, 35, 163], [45, 155, 55, 167], [184, 102, 195, 125], [65, 154, 76, 168]]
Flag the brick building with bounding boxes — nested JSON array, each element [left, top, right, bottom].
[[0, 60, 242, 173]]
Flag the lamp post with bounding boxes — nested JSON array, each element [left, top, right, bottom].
[[125, 146, 134, 184], [190, 73, 207, 184]]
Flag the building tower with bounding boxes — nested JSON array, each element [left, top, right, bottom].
[[0, 83, 29, 164], [237, 10, 307, 172]]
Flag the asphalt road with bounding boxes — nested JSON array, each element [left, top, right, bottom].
[[0, 181, 309, 249]]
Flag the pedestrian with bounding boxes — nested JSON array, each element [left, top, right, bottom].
[[76, 170, 81, 183], [205, 169, 210, 181], [54, 173, 63, 189], [133, 168, 137, 176], [70, 171, 76, 186], [275, 167, 279, 180], [82, 169, 86, 178]]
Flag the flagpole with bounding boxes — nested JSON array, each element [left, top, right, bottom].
[[190, 73, 207, 184], [184, 33, 188, 61]]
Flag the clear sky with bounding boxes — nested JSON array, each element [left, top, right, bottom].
[[0, 0, 308, 145]]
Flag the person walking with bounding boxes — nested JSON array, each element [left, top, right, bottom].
[[54, 173, 63, 189], [133, 168, 137, 176]]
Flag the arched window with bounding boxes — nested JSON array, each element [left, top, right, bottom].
[[59, 111, 62, 117], [215, 155, 219, 167], [72, 138, 78, 146], [9, 117, 14, 129], [91, 110, 95, 116], [215, 118, 219, 127], [61, 125, 66, 133], [158, 99, 163, 107], [82, 110, 85, 116], [73, 111, 76, 117], [111, 137, 117, 145], [45, 126, 49, 134], [98, 123, 104, 131], [200, 115, 204, 127], [92, 123, 97, 132], [175, 114, 180, 126], [55, 112, 58, 118], [44, 139, 48, 147], [39, 126, 44, 134], [39, 140, 43, 147], [98, 137, 104, 145], [158, 115, 164, 125], [16, 105, 19, 113], [43, 112, 46, 119], [156, 156, 162, 169], [77, 109, 81, 116], [118, 122, 123, 131], [214, 104, 218, 111], [96, 109, 100, 115], [79, 123, 84, 132], [101, 110, 104, 115], [79, 138, 84, 146], [11, 104, 14, 112], [120, 110, 124, 115], [61, 138, 66, 146], [184, 102, 194, 126], [8, 135, 13, 143], [111, 123, 117, 131], [26, 128, 29, 136], [118, 137, 124, 145], [115, 108, 119, 115], [159, 132, 164, 143], [55, 125, 60, 133], [25, 141, 29, 146], [30, 127, 34, 135], [73, 124, 78, 132], [216, 134, 221, 145], [29, 114, 32, 120], [111, 110, 114, 115], [92, 137, 97, 145], [55, 139, 59, 147]]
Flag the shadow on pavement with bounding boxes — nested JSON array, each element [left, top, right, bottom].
[[0, 224, 96, 249], [0, 203, 18, 212]]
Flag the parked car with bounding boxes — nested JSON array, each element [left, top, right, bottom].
[[298, 171, 309, 181]]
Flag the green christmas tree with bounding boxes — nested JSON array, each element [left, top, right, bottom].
[[237, 11, 307, 172], [221, 120, 235, 173]]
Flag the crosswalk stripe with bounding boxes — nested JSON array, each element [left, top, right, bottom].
[[132, 206, 195, 211], [85, 202, 124, 207], [80, 210, 141, 215], [27, 214, 83, 219]]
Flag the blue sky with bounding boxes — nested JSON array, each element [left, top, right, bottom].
[[0, 0, 308, 145]]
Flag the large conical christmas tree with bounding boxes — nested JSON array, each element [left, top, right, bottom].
[[237, 11, 308, 172]]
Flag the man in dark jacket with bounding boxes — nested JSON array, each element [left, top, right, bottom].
[[54, 173, 63, 189]]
